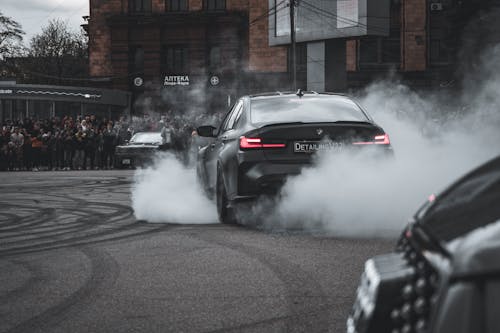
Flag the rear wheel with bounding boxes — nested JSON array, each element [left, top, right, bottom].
[[216, 171, 236, 224]]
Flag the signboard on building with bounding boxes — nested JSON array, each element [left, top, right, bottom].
[[133, 77, 144, 87], [164, 75, 190, 86], [210, 76, 220, 86], [269, 0, 390, 46]]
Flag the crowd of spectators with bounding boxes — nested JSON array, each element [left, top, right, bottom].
[[0, 114, 161, 171]]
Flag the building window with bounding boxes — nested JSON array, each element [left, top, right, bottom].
[[129, 46, 144, 74], [208, 46, 221, 69], [204, 0, 226, 11], [167, 0, 188, 11], [429, 7, 454, 66], [130, 0, 152, 13], [162, 46, 189, 73], [358, 0, 401, 69]]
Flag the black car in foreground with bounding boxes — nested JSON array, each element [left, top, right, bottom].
[[114, 132, 162, 168], [347, 155, 500, 333], [196, 91, 393, 224]]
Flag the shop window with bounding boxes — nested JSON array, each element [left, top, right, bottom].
[[204, 0, 225, 11], [162, 45, 189, 73], [167, 0, 188, 11], [130, 0, 152, 13]]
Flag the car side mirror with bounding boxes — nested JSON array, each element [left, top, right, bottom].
[[197, 125, 217, 137]]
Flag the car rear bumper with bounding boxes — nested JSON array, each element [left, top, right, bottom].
[[236, 161, 306, 197], [233, 145, 393, 199]]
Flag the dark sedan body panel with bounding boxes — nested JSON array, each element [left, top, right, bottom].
[[196, 92, 393, 223]]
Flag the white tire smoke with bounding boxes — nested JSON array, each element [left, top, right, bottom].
[[132, 152, 217, 224]]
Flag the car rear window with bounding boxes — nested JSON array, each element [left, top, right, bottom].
[[250, 96, 369, 125]]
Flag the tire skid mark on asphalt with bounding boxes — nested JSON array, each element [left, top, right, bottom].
[[5, 246, 120, 333], [0, 212, 22, 227], [0, 259, 43, 305], [0, 201, 90, 233], [0, 223, 173, 258], [0, 207, 92, 237], [0, 207, 128, 246], [0, 205, 134, 256], [0, 175, 170, 260], [0, 212, 109, 241], [205, 306, 335, 333], [0, 178, 148, 257], [0, 216, 133, 253], [0, 201, 132, 236], [0, 207, 57, 232], [0, 201, 161, 257], [190, 229, 334, 333]]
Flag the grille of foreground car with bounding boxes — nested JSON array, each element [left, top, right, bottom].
[[393, 237, 439, 333], [347, 238, 439, 333]]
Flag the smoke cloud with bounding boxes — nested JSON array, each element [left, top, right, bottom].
[[132, 152, 217, 224], [265, 43, 500, 237], [131, 12, 500, 236]]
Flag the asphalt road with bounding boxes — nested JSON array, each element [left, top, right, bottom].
[[0, 170, 393, 333]]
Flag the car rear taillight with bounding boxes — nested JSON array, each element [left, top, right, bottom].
[[352, 133, 391, 145], [239, 136, 286, 149]]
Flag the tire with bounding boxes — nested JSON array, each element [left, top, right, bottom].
[[216, 170, 236, 224]]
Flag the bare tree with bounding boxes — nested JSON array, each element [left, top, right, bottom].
[[27, 19, 88, 84], [0, 11, 25, 59]]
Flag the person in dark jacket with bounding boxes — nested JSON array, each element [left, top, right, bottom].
[[83, 124, 97, 170], [30, 130, 43, 171], [73, 126, 85, 170], [62, 128, 74, 170], [22, 133, 32, 171], [102, 123, 116, 169]]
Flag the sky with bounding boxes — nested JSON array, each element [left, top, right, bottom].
[[1, 0, 89, 45]]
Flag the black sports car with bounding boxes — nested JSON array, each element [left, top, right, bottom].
[[196, 91, 393, 224], [347, 155, 500, 333], [114, 132, 162, 168]]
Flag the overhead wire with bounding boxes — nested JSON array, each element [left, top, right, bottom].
[[299, 0, 391, 35], [298, 1, 402, 62], [249, 0, 289, 26]]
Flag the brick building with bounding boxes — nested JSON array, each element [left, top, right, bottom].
[[272, 0, 493, 91], [86, 0, 494, 115], [345, 0, 482, 89], [87, 0, 291, 115]]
